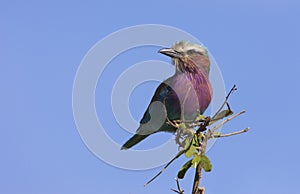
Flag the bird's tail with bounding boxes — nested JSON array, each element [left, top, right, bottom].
[[121, 134, 149, 150]]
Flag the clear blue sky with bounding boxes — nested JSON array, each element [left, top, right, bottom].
[[1, 0, 300, 194]]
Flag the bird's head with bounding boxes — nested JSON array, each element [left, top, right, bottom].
[[159, 41, 210, 76]]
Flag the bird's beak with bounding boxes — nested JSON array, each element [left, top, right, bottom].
[[159, 48, 183, 59]]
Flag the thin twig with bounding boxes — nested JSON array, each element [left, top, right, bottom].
[[176, 178, 183, 192], [213, 128, 249, 138], [171, 178, 184, 194], [171, 188, 182, 194], [211, 84, 237, 120], [145, 130, 198, 186], [167, 115, 179, 128], [144, 149, 186, 186], [209, 102, 232, 123], [173, 119, 207, 124], [211, 110, 246, 133]]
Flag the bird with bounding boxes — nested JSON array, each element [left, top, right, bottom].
[[121, 41, 213, 150]]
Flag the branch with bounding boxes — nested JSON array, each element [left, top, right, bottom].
[[144, 149, 186, 186], [192, 164, 203, 194], [171, 178, 184, 194], [145, 129, 197, 186], [191, 108, 245, 194], [213, 128, 249, 138], [209, 102, 232, 124], [211, 84, 237, 120], [211, 110, 246, 133], [192, 132, 208, 194]]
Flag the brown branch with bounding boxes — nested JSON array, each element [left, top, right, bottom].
[[209, 102, 232, 123], [211, 84, 237, 120], [173, 119, 207, 124], [213, 128, 249, 138], [191, 109, 245, 194], [144, 149, 186, 186], [192, 164, 203, 194], [192, 133, 208, 194], [167, 115, 179, 128], [171, 178, 184, 194], [211, 110, 246, 133]]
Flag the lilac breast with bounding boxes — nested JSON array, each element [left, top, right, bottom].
[[169, 72, 212, 119]]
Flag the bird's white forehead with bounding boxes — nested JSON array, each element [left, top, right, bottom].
[[172, 41, 207, 54]]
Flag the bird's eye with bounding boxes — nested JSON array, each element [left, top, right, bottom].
[[187, 50, 195, 55]]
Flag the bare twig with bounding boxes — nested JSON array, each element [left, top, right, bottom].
[[211, 84, 237, 120], [145, 149, 186, 186], [167, 115, 179, 128], [145, 124, 196, 186], [209, 102, 232, 123], [171, 178, 184, 194], [213, 128, 249, 138], [211, 110, 246, 133], [173, 119, 207, 125]]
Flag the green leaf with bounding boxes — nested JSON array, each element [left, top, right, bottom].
[[185, 144, 196, 158], [212, 109, 233, 122], [192, 155, 201, 168], [177, 159, 193, 179], [200, 155, 212, 172], [196, 114, 206, 121], [184, 137, 196, 158], [191, 155, 212, 172]]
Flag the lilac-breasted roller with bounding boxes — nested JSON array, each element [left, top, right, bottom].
[[121, 41, 213, 150]]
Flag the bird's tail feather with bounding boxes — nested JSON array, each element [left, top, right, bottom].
[[121, 134, 149, 150]]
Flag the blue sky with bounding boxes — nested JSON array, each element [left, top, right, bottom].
[[1, 0, 300, 194]]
